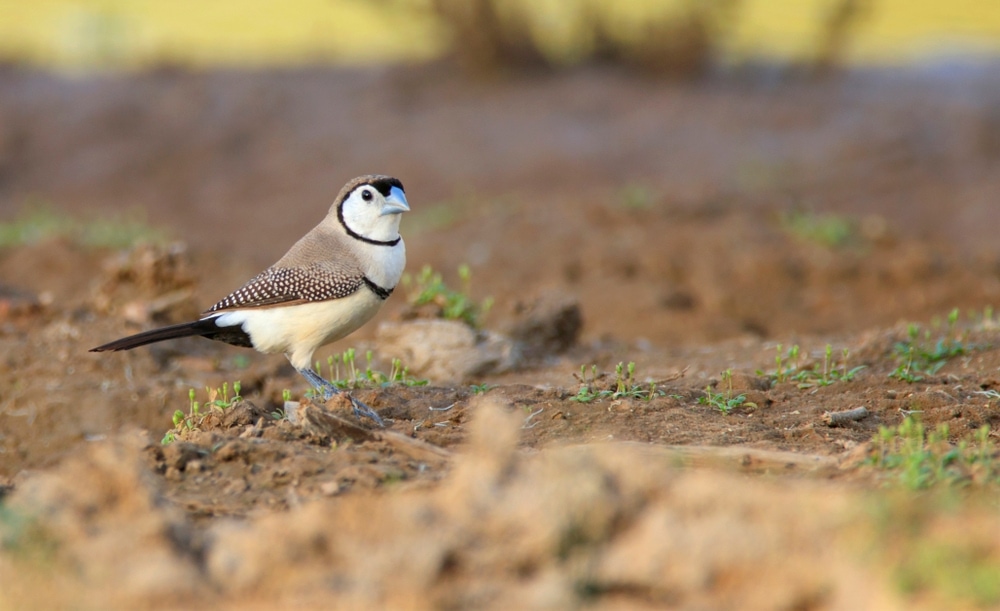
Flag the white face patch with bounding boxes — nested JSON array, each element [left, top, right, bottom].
[[340, 184, 405, 244]]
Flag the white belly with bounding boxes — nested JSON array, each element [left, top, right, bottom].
[[212, 290, 384, 370]]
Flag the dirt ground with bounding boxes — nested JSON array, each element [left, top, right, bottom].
[[1, 65, 1000, 610]]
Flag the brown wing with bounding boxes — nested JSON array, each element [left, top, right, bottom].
[[205, 227, 369, 314], [205, 264, 366, 313]]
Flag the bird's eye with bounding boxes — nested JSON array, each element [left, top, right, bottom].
[[361, 189, 374, 201]]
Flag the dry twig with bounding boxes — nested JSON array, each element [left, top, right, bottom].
[[822, 406, 869, 427]]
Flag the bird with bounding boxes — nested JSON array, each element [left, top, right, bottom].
[[90, 174, 410, 427]]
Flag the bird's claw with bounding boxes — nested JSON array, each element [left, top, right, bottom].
[[299, 367, 385, 427], [348, 395, 385, 428], [320, 386, 384, 428]]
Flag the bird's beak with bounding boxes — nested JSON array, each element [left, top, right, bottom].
[[380, 186, 410, 216]]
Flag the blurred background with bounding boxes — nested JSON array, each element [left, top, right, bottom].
[[1, 0, 1000, 345], [5, 6, 1000, 609], [2, 0, 999, 70]]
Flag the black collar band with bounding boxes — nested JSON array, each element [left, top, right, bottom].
[[337, 205, 401, 247], [363, 277, 394, 300]]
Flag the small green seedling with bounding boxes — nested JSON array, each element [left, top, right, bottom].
[[402, 264, 494, 328], [611, 361, 665, 401], [869, 416, 999, 489], [792, 345, 866, 388], [469, 383, 494, 395], [889, 345, 923, 383], [271, 389, 293, 420], [779, 210, 855, 248], [313, 349, 428, 391], [760, 344, 864, 388], [570, 364, 612, 403], [757, 344, 801, 384], [161, 381, 242, 444], [206, 381, 241, 411], [570, 362, 664, 403], [698, 369, 751, 414], [889, 310, 969, 383], [620, 183, 653, 209], [0, 204, 167, 249]]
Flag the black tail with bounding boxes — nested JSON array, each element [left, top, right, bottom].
[[90, 319, 217, 352]]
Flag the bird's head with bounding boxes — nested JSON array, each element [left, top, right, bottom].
[[335, 175, 409, 245]]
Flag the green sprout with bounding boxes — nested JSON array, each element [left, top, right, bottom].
[[402, 264, 494, 327], [470, 383, 494, 395], [0, 203, 167, 249], [205, 381, 241, 411], [779, 209, 856, 248], [792, 345, 866, 388], [889, 310, 969, 383], [757, 344, 802, 384], [570, 362, 664, 403], [311, 349, 428, 393], [698, 369, 751, 414], [161, 381, 242, 444], [761, 344, 863, 388], [869, 416, 999, 489]]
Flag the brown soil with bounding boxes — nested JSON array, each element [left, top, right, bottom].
[[1, 66, 1000, 610]]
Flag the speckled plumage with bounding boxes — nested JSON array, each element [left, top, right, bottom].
[[207, 264, 368, 312]]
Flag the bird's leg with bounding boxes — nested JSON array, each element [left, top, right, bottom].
[[296, 367, 385, 427], [343, 394, 386, 428]]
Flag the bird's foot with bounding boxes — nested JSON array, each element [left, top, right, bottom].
[[299, 368, 385, 427], [347, 394, 385, 428], [320, 387, 385, 428]]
